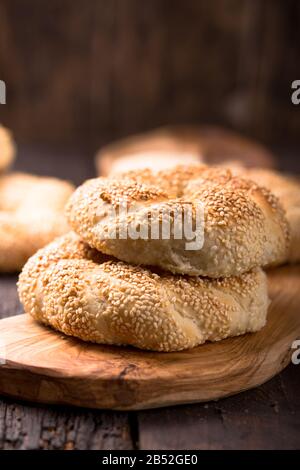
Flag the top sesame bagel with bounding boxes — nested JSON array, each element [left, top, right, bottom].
[[0, 125, 15, 172], [0, 172, 74, 271], [66, 165, 289, 277]]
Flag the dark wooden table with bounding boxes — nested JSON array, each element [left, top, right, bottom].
[[0, 147, 299, 450]]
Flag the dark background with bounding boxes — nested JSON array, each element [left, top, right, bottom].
[[0, 0, 300, 177]]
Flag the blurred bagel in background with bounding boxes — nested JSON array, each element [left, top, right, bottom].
[[0, 124, 15, 172], [96, 125, 276, 176], [0, 172, 74, 271]]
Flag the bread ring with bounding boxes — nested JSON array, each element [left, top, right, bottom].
[[96, 125, 275, 176], [66, 165, 289, 278], [0, 125, 15, 172], [0, 172, 74, 271], [227, 166, 300, 263], [18, 232, 269, 352]]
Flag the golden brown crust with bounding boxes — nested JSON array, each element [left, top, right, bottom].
[[18, 232, 269, 352], [66, 164, 289, 277], [0, 172, 74, 271], [0, 125, 15, 172], [227, 166, 300, 263]]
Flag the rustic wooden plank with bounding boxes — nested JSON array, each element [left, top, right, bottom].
[[0, 399, 133, 450], [138, 365, 300, 450]]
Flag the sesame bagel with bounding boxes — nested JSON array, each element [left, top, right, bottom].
[[228, 166, 300, 263], [66, 165, 289, 278], [18, 232, 269, 352], [0, 125, 15, 172], [0, 172, 74, 271], [96, 125, 275, 176]]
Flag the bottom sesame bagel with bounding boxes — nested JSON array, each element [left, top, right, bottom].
[[18, 232, 269, 352]]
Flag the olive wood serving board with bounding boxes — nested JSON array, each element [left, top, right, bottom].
[[0, 265, 299, 410]]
